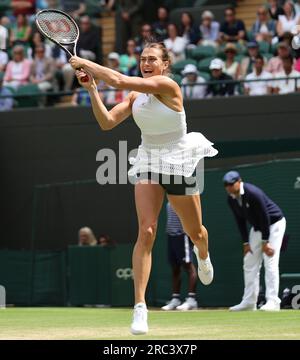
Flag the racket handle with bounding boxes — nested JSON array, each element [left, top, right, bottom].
[[75, 67, 89, 82], [80, 75, 89, 82]]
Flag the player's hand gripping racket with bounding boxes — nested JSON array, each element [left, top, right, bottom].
[[35, 9, 89, 82]]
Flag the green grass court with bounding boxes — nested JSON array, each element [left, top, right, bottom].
[[0, 308, 300, 340]]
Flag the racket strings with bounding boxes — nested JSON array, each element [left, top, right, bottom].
[[37, 12, 78, 44]]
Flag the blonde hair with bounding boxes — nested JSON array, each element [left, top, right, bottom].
[[78, 227, 97, 246]]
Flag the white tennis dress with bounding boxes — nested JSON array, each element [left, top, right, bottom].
[[128, 93, 218, 177]]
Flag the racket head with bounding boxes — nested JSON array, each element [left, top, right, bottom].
[[35, 9, 79, 47]]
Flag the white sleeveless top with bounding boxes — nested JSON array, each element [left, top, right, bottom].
[[129, 93, 218, 177]]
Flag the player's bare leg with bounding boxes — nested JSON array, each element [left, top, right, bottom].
[[131, 181, 164, 334], [167, 194, 213, 285]]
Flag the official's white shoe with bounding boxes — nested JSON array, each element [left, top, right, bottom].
[[161, 297, 181, 311], [193, 246, 214, 285], [130, 303, 149, 335], [259, 301, 280, 311], [229, 302, 257, 311], [176, 297, 198, 311]]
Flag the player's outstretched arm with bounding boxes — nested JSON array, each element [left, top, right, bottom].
[[70, 56, 177, 96], [75, 70, 134, 131]]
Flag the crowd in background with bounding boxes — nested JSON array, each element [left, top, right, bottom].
[[1, 0, 300, 110], [78, 227, 115, 247]]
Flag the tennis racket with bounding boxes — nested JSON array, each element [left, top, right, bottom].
[[35, 9, 89, 82]]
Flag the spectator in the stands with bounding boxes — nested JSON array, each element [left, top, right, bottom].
[[119, 0, 143, 53], [3, 45, 31, 89], [223, 42, 240, 79], [120, 39, 137, 75], [0, 48, 8, 72], [0, 72, 13, 111], [29, 44, 55, 92], [206, 58, 235, 97], [179, 11, 201, 46], [28, 31, 52, 60], [102, 52, 128, 105], [273, 54, 300, 93], [0, 18, 8, 50], [98, 234, 115, 247], [107, 51, 121, 72], [135, 23, 153, 51], [276, 0, 300, 39], [251, 6, 277, 43], [9, 14, 32, 49], [61, 0, 85, 19], [181, 63, 206, 99], [281, 30, 294, 46], [77, 15, 102, 64], [219, 7, 246, 44], [78, 227, 98, 246], [266, 41, 292, 74], [267, 0, 284, 20], [240, 41, 265, 79], [244, 54, 273, 95], [128, 46, 141, 77], [152, 6, 169, 42], [199, 10, 220, 47], [164, 23, 187, 63], [11, 0, 36, 17]]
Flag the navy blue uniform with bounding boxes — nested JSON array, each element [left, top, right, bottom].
[[227, 182, 284, 243], [166, 202, 193, 265]]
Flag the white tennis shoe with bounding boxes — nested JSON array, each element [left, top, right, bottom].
[[176, 297, 198, 311], [193, 246, 214, 285], [161, 297, 181, 311], [130, 303, 149, 335]]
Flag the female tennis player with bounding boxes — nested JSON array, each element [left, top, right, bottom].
[[70, 43, 218, 335]]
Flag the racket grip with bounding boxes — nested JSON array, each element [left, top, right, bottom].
[[80, 75, 89, 82], [75, 67, 89, 82]]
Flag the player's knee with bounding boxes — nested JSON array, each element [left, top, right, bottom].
[[138, 222, 157, 247], [187, 229, 205, 243]]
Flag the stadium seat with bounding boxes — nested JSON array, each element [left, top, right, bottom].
[[197, 57, 215, 72], [171, 59, 197, 75], [259, 41, 270, 54], [271, 43, 278, 55], [234, 54, 246, 63], [263, 52, 274, 61], [198, 71, 210, 81], [235, 43, 247, 55], [170, 73, 182, 85], [191, 45, 216, 61], [247, 30, 254, 42], [15, 84, 41, 108]]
